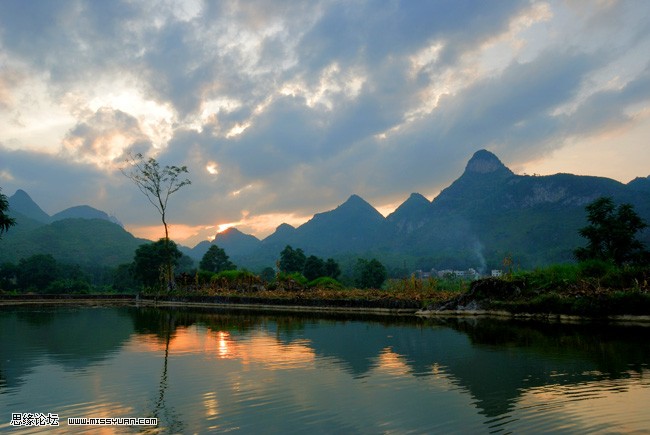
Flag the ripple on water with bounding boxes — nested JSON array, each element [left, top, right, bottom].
[[504, 373, 650, 434]]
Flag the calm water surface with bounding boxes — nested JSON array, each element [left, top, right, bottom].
[[1, 305, 649, 434]]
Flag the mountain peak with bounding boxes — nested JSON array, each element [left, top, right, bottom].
[[275, 223, 296, 233], [406, 192, 429, 204], [8, 189, 50, 223], [465, 150, 512, 175], [387, 192, 431, 231]]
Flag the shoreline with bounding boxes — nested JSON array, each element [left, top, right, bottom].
[[2, 294, 650, 324]]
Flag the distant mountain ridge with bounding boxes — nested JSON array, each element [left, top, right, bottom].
[[1, 190, 141, 267], [7, 190, 122, 226], [192, 149, 650, 272], [3, 150, 649, 274]]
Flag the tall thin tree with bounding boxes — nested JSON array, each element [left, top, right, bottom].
[[122, 153, 191, 290]]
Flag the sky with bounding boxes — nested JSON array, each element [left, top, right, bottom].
[[0, 0, 649, 247]]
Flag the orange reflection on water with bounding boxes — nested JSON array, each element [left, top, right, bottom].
[[517, 372, 650, 432], [125, 326, 315, 370], [375, 347, 411, 376]]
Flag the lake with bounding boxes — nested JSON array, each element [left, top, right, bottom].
[[1, 304, 649, 434]]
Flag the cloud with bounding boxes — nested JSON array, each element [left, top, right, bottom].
[[62, 107, 153, 168], [1, 0, 649, 245]]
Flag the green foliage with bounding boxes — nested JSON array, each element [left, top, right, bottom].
[[209, 269, 262, 292], [510, 264, 579, 293], [260, 267, 275, 282], [2, 254, 96, 293], [574, 197, 648, 265], [277, 246, 341, 283], [354, 258, 387, 289], [0, 262, 17, 291], [279, 245, 306, 273], [303, 255, 325, 281], [196, 269, 215, 285], [16, 254, 59, 291], [132, 239, 183, 287], [111, 263, 138, 293], [307, 276, 343, 289], [200, 244, 236, 273], [577, 259, 617, 279], [0, 187, 16, 238], [324, 258, 341, 279], [276, 272, 308, 286], [46, 279, 91, 294], [212, 269, 255, 282]]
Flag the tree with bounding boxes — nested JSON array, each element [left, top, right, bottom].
[[0, 187, 16, 239], [200, 245, 236, 273], [279, 245, 306, 274], [132, 239, 183, 288], [303, 255, 325, 281], [16, 254, 59, 291], [574, 197, 648, 265], [260, 267, 276, 282], [122, 153, 191, 289], [324, 258, 341, 279], [355, 258, 387, 289]]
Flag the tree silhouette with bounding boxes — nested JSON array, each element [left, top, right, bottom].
[[122, 153, 190, 290], [200, 245, 236, 273], [574, 197, 648, 265], [0, 187, 16, 239]]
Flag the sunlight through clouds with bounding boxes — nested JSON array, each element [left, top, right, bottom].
[[0, 0, 648, 245]]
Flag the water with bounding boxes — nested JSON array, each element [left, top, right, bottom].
[[1, 305, 649, 434]]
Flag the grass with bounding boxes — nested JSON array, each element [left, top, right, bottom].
[[115, 261, 650, 316]]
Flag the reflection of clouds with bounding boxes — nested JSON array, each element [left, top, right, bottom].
[[375, 347, 411, 376], [126, 326, 315, 370], [514, 370, 650, 433]]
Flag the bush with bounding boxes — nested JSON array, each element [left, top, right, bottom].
[[512, 264, 579, 293], [308, 276, 343, 289], [577, 259, 616, 279], [46, 279, 91, 294], [210, 269, 262, 292], [197, 269, 216, 285]]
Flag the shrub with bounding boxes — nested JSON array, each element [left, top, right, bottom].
[[308, 276, 343, 289], [577, 259, 616, 279], [46, 279, 91, 294], [196, 269, 216, 285], [512, 264, 579, 293]]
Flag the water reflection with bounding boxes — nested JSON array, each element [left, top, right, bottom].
[[0, 305, 649, 433]]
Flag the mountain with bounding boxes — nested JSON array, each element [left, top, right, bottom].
[[213, 227, 261, 256], [387, 193, 430, 234], [1, 190, 146, 268], [7, 190, 123, 226], [628, 176, 650, 193], [0, 218, 148, 267], [283, 194, 394, 255], [5, 149, 649, 275], [8, 190, 50, 223], [51, 205, 122, 226], [199, 149, 650, 272]]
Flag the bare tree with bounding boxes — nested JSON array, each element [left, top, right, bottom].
[[122, 153, 191, 290]]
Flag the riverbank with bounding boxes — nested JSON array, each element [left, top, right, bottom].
[[2, 288, 650, 323]]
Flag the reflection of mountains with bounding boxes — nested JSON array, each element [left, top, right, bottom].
[[297, 317, 650, 417], [137, 307, 650, 418], [0, 306, 135, 390], [2, 305, 649, 420]]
